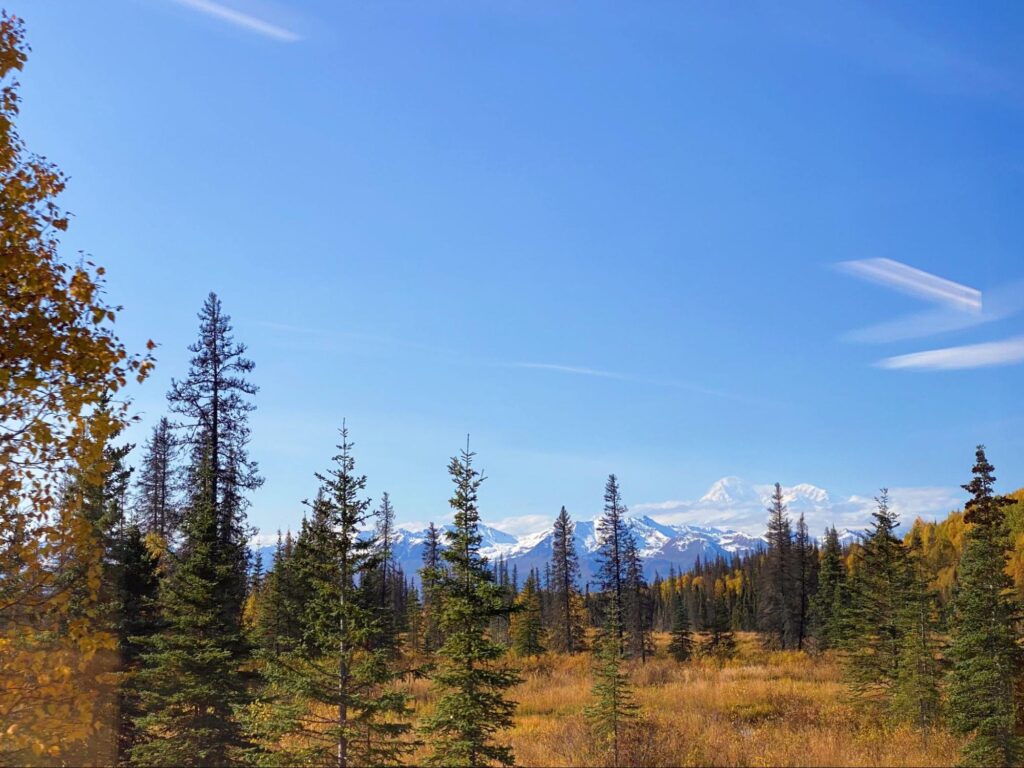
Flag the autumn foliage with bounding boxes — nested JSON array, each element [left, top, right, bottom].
[[0, 12, 152, 761]]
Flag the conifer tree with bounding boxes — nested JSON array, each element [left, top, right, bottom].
[[405, 584, 423, 654], [667, 594, 694, 663], [809, 526, 848, 651], [596, 474, 630, 654], [113, 524, 162, 763], [420, 521, 444, 652], [585, 609, 638, 768], [249, 427, 412, 767], [167, 293, 262, 625], [891, 528, 942, 730], [511, 569, 545, 657], [792, 512, 814, 650], [760, 483, 795, 649], [367, 491, 399, 654], [134, 417, 180, 541], [420, 442, 520, 767], [550, 506, 586, 654], [843, 490, 909, 707], [60, 421, 138, 764], [130, 454, 253, 767], [948, 447, 1020, 766], [706, 587, 736, 662], [623, 534, 651, 663]]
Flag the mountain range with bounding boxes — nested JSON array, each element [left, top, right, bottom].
[[255, 477, 866, 586]]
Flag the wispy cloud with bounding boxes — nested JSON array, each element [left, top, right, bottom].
[[490, 514, 554, 538], [633, 481, 964, 536], [843, 279, 1024, 345], [878, 336, 1024, 371], [172, 0, 301, 42], [505, 362, 759, 404], [508, 362, 639, 382], [838, 258, 982, 313], [253, 323, 759, 404]]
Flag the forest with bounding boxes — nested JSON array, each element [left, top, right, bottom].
[[4, 10, 1024, 768]]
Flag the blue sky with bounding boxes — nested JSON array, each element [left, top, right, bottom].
[[17, 0, 1024, 538]]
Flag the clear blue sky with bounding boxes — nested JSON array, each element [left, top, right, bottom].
[[17, 0, 1024, 537]]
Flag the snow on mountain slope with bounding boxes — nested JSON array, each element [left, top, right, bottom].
[[252, 478, 897, 585]]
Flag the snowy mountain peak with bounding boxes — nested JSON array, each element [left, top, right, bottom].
[[699, 476, 761, 506], [782, 483, 831, 507]]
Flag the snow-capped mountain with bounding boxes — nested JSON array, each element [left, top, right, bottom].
[[377, 514, 766, 587], [253, 477, 942, 584]]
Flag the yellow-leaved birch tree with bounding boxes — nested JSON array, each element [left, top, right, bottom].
[[0, 12, 153, 762]]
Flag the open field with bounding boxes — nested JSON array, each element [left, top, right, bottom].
[[406, 633, 960, 767]]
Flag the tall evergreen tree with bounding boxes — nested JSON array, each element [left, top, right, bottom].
[[549, 506, 586, 654], [891, 528, 942, 730], [367, 491, 399, 654], [585, 609, 638, 768], [948, 446, 1020, 766], [706, 587, 736, 662], [130, 453, 253, 767], [596, 474, 630, 654], [249, 426, 411, 767], [510, 569, 544, 657], [667, 593, 694, 663], [404, 583, 424, 654], [809, 526, 848, 651], [623, 534, 651, 663], [760, 483, 795, 649], [419, 521, 444, 653], [843, 490, 909, 707], [167, 292, 262, 622], [420, 443, 520, 767], [792, 512, 814, 651], [134, 417, 180, 541], [113, 524, 162, 765], [60, 419, 138, 765]]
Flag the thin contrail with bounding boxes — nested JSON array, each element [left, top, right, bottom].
[[838, 258, 982, 313], [172, 0, 301, 42]]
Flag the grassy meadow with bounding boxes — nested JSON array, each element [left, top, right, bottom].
[[404, 632, 959, 767]]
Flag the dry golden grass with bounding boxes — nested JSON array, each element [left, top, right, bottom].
[[404, 633, 960, 767]]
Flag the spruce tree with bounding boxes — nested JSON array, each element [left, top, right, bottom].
[[792, 512, 814, 651], [134, 416, 180, 541], [596, 474, 630, 654], [760, 483, 795, 649], [948, 446, 1020, 766], [706, 587, 736, 662], [511, 569, 545, 657], [623, 534, 651, 663], [843, 490, 909, 708], [667, 593, 694, 662], [549, 506, 586, 654], [809, 526, 848, 651], [585, 609, 638, 768], [167, 292, 262, 625], [419, 521, 444, 652], [113, 524, 162, 764], [367, 491, 399, 654], [130, 454, 253, 767], [61, 420, 138, 764], [405, 584, 423, 654], [249, 427, 412, 767], [420, 443, 520, 767], [891, 528, 942, 730], [252, 530, 305, 657]]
